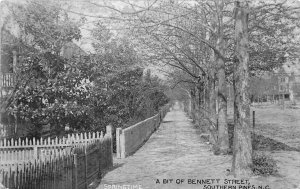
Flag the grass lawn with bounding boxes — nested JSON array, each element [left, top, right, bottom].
[[227, 101, 300, 150], [227, 102, 300, 189], [252, 104, 300, 150]]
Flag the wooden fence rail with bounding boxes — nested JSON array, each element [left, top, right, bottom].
[[116, 104, 171, 158], [0, 126, 113, 189], [0, 131, 105, 165], [0, 73, 15, 88], [0, 131, 104, 148], [1, 153, 74, 189]]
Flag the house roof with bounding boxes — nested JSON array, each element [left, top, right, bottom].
[[61, 41, 88, 59]]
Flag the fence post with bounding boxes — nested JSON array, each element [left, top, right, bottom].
[[84, 146, 88, 189], [106, 125, 112, 137], [116, 128, 122, 159], [120, 131, 126, 159], [157, 114, 160, 128], [73, 154, 78, 189], [106, 125, 113, 167]]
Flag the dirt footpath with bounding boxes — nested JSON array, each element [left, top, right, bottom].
[[96, 103, 300, 189]]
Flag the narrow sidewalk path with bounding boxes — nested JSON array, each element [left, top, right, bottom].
[[97, 102, 232, 189]]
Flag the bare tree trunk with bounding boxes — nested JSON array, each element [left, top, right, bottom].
[[191, 88, 196, 120], [192, 84, 200, 126], [187, 90, 192, 116], [231, 1, 252, 177], [215, 2, 229, 154], [209, 71, 216, 118], [209, 72, 217, 144], [216, 54, 229, 154]]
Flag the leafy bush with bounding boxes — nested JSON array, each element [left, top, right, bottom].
[[2, 1, 169, 140], [251, 152, 278, 176]]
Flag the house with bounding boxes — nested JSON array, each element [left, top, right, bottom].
[[0, 35, 87, 138], [0, 4, 87, 138], [276, 61, 300, 102], [0, 28, 20, 138], [276, 67, 292, 100], [248, 60, 300, 103]]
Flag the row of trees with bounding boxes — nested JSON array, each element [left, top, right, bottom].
[[1, 0, 299, 177], [87, 0, 300, 177], [0, 0, 169, 138]]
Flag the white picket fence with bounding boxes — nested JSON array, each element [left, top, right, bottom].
[[0, 126, 114, 188], [0, 131, 105, 148], [0, 126, 111, 166]]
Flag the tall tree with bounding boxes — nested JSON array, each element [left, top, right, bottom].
[[232, 0, 252, 177], [61, 0, 299, 155]]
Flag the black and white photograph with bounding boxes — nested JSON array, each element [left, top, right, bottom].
[[0, 0, 300, 188]]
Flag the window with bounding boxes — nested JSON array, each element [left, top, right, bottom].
[[280, 78, 285, 82]]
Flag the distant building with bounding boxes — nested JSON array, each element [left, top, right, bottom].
[[249, 60, 300, 103], [0, 29, 21, 138], [276, 61, 300, 101]]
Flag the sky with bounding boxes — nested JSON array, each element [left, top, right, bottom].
[[1, 0, 300, 76], [2, 0, 300, 52], [57, 0, 155, 53]]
